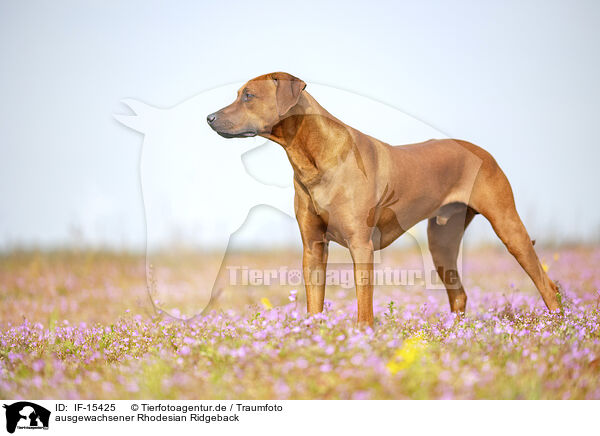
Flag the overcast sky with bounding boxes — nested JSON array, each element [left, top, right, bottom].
[[0, 0, 599, 250]]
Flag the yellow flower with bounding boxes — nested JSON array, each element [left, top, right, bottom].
[[386, 335, 427, 374], [553, 252, 559, 261], [260, 297, 273, 310], [542, 262, 549, 272], [386, 360, 404, 375]]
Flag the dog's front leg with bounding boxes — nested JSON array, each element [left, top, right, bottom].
[[349, 239, 374, 326], [302, 239, 329, 314]]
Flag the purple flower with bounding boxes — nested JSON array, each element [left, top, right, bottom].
[[32, 360, 45, 373], [289, 289, 298, 302]]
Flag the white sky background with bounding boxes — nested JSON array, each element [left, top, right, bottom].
[[0, 0, 599, 250]]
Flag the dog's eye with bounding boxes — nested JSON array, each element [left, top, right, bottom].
[[243, 92, 255, 102]]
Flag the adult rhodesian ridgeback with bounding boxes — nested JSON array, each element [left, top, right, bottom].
[[207, 72, 560, 326]]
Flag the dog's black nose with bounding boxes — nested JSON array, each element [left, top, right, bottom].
[[207, 113, 217, 124]]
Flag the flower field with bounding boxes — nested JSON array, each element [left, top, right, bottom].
[[1, 245, 599, 399]]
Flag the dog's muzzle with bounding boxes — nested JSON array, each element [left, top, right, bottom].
[[206, 113, 256, 138]]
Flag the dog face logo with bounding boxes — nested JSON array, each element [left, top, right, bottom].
[[3, 402, 50, 433]]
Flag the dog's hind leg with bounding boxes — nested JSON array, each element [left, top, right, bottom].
[[470, 166, 560, 311], [427, 206, 476, 313]]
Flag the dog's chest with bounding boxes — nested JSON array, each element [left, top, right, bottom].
[[308, 184, 335, 213], [304, 169, 344, 215]]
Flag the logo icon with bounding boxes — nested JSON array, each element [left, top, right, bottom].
[[2, 402, 50, 433]]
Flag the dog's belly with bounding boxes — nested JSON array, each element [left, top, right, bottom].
[[315, 186, 461, 250], [321, 200, 435, 250], [372, 197, 438, 249]]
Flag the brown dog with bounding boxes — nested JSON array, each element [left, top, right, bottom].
[[207, 72, 560, 325]]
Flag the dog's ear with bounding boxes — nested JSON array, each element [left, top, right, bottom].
[[271, 72, 306, 117]]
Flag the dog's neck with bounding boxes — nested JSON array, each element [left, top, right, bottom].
[[262, 92, 355, 186]]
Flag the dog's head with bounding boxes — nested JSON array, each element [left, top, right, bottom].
[[207, 72, 306, 138]]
